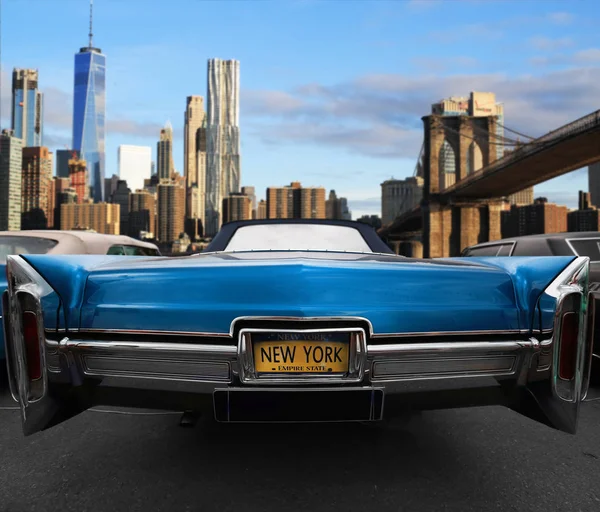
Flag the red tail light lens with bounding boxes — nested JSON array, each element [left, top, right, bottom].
[[22, 311, 42, 381], [559, 312, 579, 381]]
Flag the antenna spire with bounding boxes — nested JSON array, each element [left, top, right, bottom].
[[88, 0, 94, 48]]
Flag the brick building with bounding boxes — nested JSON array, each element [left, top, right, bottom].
[[21, 146, 53, 229], [501, 198, 568, 238]]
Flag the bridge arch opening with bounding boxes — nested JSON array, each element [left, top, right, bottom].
[[467, 141, 483, 175], [439, 139, 457, 190]]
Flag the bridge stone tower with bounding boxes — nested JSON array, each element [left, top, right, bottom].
[[421, 114, 504, 258]]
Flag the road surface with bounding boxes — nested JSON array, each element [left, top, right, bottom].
[[1, 389, 599, 511]]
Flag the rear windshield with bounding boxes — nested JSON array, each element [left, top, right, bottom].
[[224, 224, 372, 252], [568, 239, 600, 262], [0, 236, 58, 263]]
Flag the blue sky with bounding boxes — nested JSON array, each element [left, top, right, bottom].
[[1, 0, 600, 217]]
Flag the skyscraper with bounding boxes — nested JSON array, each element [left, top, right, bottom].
[[0, 130, 23, 231], [157, 122, 174, 181], [129, 190, 156, 238], [72, 1, 106, 202], [11, 69, 43, 147], [118, 145, 152, 191], [206, 58, 241, 235], [184, 96, 207, 233]]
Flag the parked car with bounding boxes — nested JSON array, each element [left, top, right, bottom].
[[0, 231, 160, 381], [2, 220, 594, 436], [462, 232, 600, 383]]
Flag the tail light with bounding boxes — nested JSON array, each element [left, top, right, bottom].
[[22, 311, 42, 381], [558, 311, 578, 381]]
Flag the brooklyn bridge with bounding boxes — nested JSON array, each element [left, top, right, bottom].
[[378, 107, 600, 257]]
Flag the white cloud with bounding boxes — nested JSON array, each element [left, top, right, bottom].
[[529, 36, 574, 51], [547, 12, 575, 25]]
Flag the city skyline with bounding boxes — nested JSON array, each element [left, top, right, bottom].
[[1, 1, 599, 217]]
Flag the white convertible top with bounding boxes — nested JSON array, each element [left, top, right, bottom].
[[0, 230, 159, 255]]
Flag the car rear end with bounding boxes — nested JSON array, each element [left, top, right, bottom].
[[2, 252, 594, 436]]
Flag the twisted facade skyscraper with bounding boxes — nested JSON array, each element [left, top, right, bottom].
[[205, 59, 240, 236]]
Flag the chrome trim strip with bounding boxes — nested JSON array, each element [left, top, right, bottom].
[[51, 338, 237, 355], [66, 324, 527, 340], [368, 340, 535, 354]]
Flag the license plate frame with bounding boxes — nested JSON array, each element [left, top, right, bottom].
[[238, 327, 367, 385]]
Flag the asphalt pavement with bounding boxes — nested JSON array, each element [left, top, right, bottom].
[[1, 388, 600, 512]]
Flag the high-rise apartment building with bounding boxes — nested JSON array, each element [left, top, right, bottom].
[[266, 182, 325, 220], [11, 68, 43, 147], [222, 193, 252, 223], [118, 145, 151, 192], [588, 162, 600, 208], [21, 147, 53, 229], [381, 176, 424, 225], [60, 202, 119, 234], [69, 158, 89, 204], [157, 122, 174, 181], [72, 9, 106, 202], [0, 130, 23, 231], [129, 190, 156, 238], [184, 96, 207, 234], [157, 181, 185, 243], [205, 58, 241, 235]]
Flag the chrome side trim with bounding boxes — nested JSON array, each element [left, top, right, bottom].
[[66, 324, 527, 340]]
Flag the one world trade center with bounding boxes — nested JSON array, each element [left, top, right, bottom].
[[72, 1, 106, 202]]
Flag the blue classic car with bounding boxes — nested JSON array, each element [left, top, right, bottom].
[[2, 220, 595, 435]]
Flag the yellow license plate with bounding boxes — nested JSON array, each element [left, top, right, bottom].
[[253, 340, 349, 374]]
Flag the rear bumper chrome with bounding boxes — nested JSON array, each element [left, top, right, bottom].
[[42, 336, 542, 394]]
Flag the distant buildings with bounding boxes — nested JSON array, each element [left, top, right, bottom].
[[356, 215, 382, 230], [21, 146, 53, 230], [118, 145, 152, 192], [51, 177, 73, 230], [157, 122, 175, 181], [223, 193, 252, 223], [241, 186, 257, 218], [60, 202, 120, 234], [56, 149, 79, 178], [11, 69, 43, 147], [157, 180, 185, 243], [205, 58, 241, 235], [266, 182, 326, 219], [326, 190, 351, 220], [0, 130, 23, 231], [72, 16, 106, 202], [501, 197, 568, 238], [381, 177, 423, 225], [69, 158, 89, 204], [256, 199, 267, 220], [508, 187, 534, 206], [184, 96, 207, 237], [130, 189, 156, 238], [568, 191, 600, 232], [112, 180, 131, 235]]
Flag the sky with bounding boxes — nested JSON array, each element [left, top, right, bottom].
[[1, 0, 600, 218]]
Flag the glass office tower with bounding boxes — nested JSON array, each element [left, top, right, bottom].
[[72, 45, 106, 202]]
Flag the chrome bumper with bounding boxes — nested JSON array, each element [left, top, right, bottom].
[[41, 336, 542, 395]]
